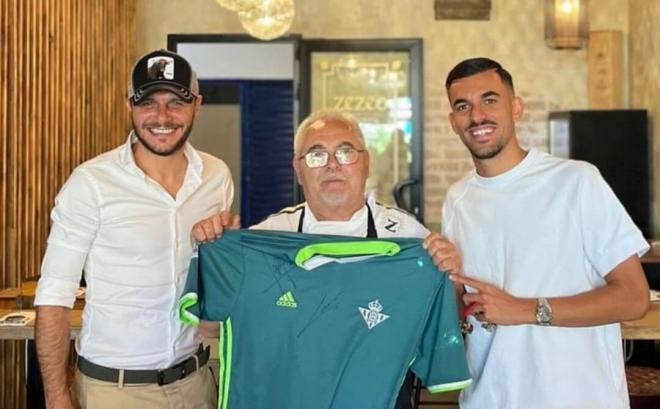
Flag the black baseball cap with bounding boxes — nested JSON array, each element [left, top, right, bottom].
[[128, 49, 199, 104]]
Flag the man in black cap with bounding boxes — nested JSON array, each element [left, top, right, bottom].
[[34, 49, 235, 409]]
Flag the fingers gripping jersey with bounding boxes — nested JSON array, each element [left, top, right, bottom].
[[179, 230, 471, 409]]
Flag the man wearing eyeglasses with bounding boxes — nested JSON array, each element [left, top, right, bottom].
[[193, 109, 463, 409]]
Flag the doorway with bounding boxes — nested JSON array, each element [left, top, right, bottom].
[[300, 39, 424, 220], [169, 35, 424, 224]]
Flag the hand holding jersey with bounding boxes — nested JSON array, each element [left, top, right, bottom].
[[423, 231, 464, 292], [193, 213, 462, 276], [190, 109, 468, 409], [180, 230, 472, 409], [191, 110, 462, 276], [191, 210, 240, 245]]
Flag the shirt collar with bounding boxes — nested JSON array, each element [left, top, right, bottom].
[[303, 193, 372, 225], [472, 148, 538, 188]]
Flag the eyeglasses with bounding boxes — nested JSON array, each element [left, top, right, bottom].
[[298, 147, 366, 168]]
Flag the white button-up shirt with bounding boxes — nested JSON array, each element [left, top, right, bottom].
[[35, 134, 234, 369]]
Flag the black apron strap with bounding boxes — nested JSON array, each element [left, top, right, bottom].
[[297, 207, 305, 233], [298, 203, 378, 238], [365, 203, 377, 238]]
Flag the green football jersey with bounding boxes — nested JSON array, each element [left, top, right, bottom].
[[179, 230, 471, 409]]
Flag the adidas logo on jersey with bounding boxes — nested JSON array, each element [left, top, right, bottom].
[[276, 291, 298, 308]]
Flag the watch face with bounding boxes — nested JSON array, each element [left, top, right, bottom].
[[536, 299, 553, 325]]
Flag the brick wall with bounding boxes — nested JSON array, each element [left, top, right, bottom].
[[135, 0, 644, 230]]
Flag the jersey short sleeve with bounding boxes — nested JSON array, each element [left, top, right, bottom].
[[576, 164, 649, 276], [411, 278, 472, 393], [179, 234, 245, 325]]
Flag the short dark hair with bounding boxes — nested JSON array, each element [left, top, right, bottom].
[[445, 57, 514, 93]]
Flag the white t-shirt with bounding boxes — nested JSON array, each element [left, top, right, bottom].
[[252, 193, 429, 239], [442, 149, 649, 409]]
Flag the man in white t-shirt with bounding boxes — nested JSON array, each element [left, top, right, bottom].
[[193, 109, 463, 409], [442, 57, 650, 409]]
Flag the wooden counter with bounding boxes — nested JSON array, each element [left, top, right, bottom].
[[0, 303, 656, 341], [0, 308, 219, 362], [1, 264, 659, 341], [0, 309, 82, 340], [0, 287, 21, 309], [0, 281, 85, 309], [622, 301, 660, 340]]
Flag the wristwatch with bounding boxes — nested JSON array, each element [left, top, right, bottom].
[[536, 297, 553, 326]]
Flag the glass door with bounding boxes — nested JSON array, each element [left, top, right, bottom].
[[170, 35, 298, 227], [300, 39, 424, 221]]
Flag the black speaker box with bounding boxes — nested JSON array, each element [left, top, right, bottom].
[[549, 110, 652, 238]]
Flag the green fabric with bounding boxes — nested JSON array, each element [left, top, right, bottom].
[[179, 230, 471, 409], [220, 318, 233, 409], [178, 293, 200, 326], [294, 240, 400, 266]]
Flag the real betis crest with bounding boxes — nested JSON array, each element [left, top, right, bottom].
[[359, 299, 390, 330]]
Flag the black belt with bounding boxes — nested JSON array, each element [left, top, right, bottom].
[[77, 345, 210, 386]]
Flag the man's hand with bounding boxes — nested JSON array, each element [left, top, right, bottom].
[[449, 274, 535, 326], [191, 211, 240, 244], [197, 320, 220, 339], [422, 232, 462, 276]]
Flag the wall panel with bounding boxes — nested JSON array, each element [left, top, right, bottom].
[[630, 0, 660, 237], [0, 1, 134, 407]]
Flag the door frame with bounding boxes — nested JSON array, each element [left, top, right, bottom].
[[299, 39, 425, 221], [168, 34, 301, 226], [168, 35, 425, 221]]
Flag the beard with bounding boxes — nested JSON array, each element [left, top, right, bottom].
[[132, 120, 194, 157], [468, 142, 505, 160], [319, 190, 350, 207], [464, 120, 504, 160], [317, 174, 351, 206]]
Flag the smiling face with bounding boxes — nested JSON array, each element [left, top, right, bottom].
[[129, 90, 201, 157], [293, 119, 370, 220], [447, 69, 523, 163]]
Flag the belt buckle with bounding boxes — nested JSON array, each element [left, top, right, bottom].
[[160, 362, 188, 386], [157, 369, 166, 386], [158, 353, 198, 386]]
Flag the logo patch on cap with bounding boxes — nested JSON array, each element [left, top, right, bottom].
[[147, 56, 174, 80]]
